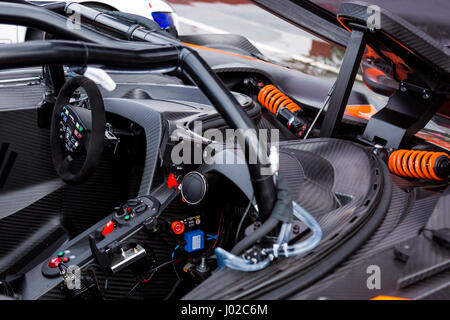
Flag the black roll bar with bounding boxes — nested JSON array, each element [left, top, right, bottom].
[[63, 2, 175, 45], [0, 2, 116, 44]]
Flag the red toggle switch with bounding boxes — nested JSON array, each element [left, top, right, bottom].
[[102, 220, 114, 236], [48, 257, 62, 268], [168, 173, 179, 189]]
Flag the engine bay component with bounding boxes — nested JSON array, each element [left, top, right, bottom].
[[258, 84, 302, 113], [304, 81, 335, 139], [257, 84, 309, 137], [215, 201, 322, 271], [388, 150, 449, 180]]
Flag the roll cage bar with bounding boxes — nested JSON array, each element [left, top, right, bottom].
[[0, 2, 277, 219]]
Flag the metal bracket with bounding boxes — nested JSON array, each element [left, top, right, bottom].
[[363, 85, 445, 149], [320, 28, 367, 137]]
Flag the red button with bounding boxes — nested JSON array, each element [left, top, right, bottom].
[[102, 220, 115, 236], [63, 257, 70, 263], [171, 221, 185, 235], [49, 257, 62, 268]]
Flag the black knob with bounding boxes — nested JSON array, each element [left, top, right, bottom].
[[114, 206, 126, 218], [135, 203, 148, 214], [127, 199, 140, 206], [180, 171, 207, 205], [94, 227, 104, 241]]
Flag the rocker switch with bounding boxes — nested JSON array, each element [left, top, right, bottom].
[[101, 220, 114, 237]]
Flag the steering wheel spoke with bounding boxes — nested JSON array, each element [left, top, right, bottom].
[[61, 154, 73, 172], [82, 131, 91, 149]]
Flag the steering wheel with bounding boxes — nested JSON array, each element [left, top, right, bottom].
[[50, 76, 106, 184]]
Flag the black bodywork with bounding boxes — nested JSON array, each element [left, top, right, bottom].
[[0, 1, 449, 300]]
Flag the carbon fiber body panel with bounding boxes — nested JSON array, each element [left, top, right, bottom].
[[398, 187, 450, 288], [179, 34, 264, 58], [338, 2, 450, 74], [103, 99, 161, 196], [293, 186, 442, 299]]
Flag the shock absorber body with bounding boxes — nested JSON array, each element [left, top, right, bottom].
[[388, 150, 449, 181], [258, 85, 309, 138]]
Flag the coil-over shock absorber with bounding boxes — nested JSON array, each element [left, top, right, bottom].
[[388, 150, 449, 181], [257, 84, 309, 138]]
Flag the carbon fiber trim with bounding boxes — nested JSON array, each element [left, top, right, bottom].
[[279, 149, 339, 215], [285, 233, 450, 300], [0, 178, 63, 220], [0, 192, 64, 274], [398, 187, 450, 288], [104, 99, 162, 196], [292, 185, 441, 299], [107, 72, 183, 85], [0, 82, 44, 111], [0, 109, 58, 192]]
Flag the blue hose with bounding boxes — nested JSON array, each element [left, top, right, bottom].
[[215, 201, 322, 271]]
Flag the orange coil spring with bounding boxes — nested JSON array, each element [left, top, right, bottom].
[[258, 85, 301, 115], [388, 150, 449, 181]]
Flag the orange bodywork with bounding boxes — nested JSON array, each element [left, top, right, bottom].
[[344, 104, 376, 120]]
